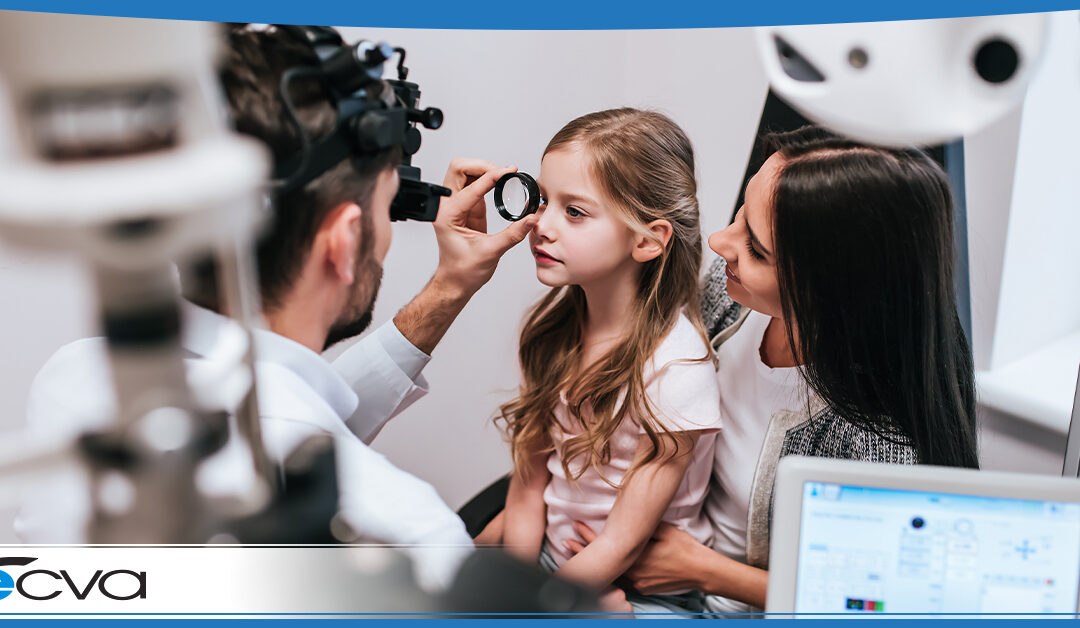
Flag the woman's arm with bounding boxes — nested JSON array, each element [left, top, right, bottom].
[[503, 448, 551, 563], [555, 430, 700, 590], [566, 521, 768, 608]]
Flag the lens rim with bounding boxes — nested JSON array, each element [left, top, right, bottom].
[[494, 172, 541, 221]]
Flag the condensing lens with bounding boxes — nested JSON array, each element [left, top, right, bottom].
[[502, 178, 528, 216], [495, 171, 542, 221]]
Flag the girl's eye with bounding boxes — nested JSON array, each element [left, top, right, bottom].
[[745, 235, 766, 261], [567, 206, 585, 218]]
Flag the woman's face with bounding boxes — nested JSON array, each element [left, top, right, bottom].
[[707, 152, 785, 318], [529, 145, 638, 288]]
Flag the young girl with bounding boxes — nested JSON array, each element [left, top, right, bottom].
[[497, 108, 722, 614]]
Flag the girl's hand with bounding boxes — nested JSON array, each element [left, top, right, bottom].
[[598, 586, 634, 614], [566, 521, 707, 595]]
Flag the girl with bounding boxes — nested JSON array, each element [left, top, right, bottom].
[[497, 108, 722, 614]]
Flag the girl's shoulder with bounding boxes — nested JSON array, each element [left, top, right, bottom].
[[645, 313, 719, 396], [701, 256, 743, 339], [641, 313, 722, 430], [652, 312, 713, 367]]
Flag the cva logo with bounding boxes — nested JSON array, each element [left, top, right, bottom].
[[0, 557, 146, 601]]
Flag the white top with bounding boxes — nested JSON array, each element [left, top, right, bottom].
[[15, 302, 470, 592], [543, 314, 723, 566], [704, 310, 806, 613]]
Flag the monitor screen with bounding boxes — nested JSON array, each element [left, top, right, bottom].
[[793, 481, 1080, 614]]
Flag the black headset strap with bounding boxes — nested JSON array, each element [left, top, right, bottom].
[[276, 25, 342, 56], [273, 127, 351, 195], [270, 24, 370, 194]]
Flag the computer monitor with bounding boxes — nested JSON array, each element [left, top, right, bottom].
[[767, 456, 1080, 617], [1061, 369, 1080, 477]]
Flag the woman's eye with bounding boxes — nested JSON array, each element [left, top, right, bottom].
[[745, 235, 766, 261], [567, 206, 585, 218]]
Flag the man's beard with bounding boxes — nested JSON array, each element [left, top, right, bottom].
[[323, 257, 383, 351]]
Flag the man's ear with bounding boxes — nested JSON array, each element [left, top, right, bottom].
[[631, 219, 673, 263], [322, 202, 363, 285]]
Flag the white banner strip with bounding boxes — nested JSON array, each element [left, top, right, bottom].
[[0, 545, 450, 614]]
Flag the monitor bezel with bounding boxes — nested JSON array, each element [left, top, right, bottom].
[[766, 456, 1080, 616]]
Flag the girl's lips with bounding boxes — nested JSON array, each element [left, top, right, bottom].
[[534, 249, 562, 265], [725, 264, 742, 285]]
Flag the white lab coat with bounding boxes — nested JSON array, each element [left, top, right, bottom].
[[15, 302, 472, 592]]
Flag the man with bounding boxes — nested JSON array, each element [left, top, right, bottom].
[[16, 25, 537, 592]]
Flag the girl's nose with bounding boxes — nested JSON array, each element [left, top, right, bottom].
[[533, 205, 556, 241]]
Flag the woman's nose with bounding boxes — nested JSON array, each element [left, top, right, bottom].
[[708, 222, 734, 259]]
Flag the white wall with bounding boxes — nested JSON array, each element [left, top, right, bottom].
[[987, 12, 1080, 371], [967, 13, 1080, 472]]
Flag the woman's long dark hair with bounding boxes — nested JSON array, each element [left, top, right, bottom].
[[768, 127, 978, 468]]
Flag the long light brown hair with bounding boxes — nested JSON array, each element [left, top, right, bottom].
[[497, 108, 710, 483]]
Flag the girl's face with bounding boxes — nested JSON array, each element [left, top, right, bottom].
[[530, 146, 639, 288], [707, 152, 785, 318]]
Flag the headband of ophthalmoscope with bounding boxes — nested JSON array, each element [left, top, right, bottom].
[[272, 25, 450, 222]]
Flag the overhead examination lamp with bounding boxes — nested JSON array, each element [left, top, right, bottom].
[[755, 15, 1049, 146], [273, 25, 450, 222]]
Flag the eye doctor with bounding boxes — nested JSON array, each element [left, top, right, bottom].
[[15, 24, 537, 593]]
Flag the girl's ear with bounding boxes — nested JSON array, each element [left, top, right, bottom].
[[631, 219, 673, 263]]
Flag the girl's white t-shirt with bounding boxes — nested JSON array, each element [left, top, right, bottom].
[[704, 309, 807, 613], [542, 313, 723, 566]]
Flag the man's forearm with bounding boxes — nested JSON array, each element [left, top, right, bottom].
[[393, 272, 473, 356]]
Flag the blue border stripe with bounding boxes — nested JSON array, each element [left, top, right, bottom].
[[0, 612, 1078, 616], [0, 0, 1077, 29], [0, 619, 1077, 625]]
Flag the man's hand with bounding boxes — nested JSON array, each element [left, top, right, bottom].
[[392, 158, 537, 356], [432, 158, 538, 299]]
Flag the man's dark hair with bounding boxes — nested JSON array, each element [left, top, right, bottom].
[[186, 25, 401, 311]]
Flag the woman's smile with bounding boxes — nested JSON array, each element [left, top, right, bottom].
[[725, 263, 742, 285]]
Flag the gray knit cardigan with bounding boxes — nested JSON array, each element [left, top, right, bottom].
[[700, 256, 918, 570]]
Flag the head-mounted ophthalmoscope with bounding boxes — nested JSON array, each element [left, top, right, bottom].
[[272, 25, 449, 221]]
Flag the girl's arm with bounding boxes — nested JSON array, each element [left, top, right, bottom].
[[503, 447, 551, 563], [567, 521, 768, 608], [555, 430, 700, 590], [472, 510, 505, 545]]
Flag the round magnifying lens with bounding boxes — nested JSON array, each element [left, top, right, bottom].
[[494, 172, 542, 221]]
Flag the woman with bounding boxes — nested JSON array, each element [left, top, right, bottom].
[[562, 126, 979, 613], [474, 126, 979, 613]]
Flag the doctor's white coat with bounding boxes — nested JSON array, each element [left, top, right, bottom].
[[15, 302, 473, 592]]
